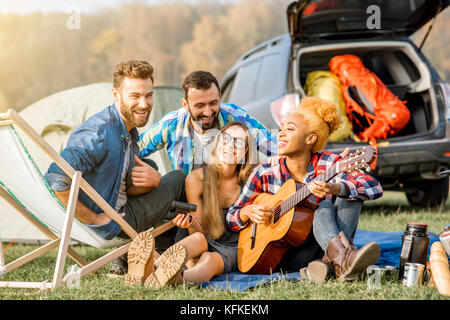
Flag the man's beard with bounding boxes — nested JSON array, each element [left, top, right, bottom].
[[120, 98, 151, 129], [189, 109, 219, 130]]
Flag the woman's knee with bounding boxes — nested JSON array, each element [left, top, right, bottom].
[[337, 198, 363, 212], [318, 200, 335, 209], [182, 232, 206, 248], [314, 200, 335, 218], [191, 232, 206, 245], [200, 252, 224, 273]]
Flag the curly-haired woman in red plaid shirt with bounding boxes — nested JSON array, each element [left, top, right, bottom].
[[226, 97, 383, 283]]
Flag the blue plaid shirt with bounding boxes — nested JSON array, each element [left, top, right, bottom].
[[138, 103, 278, 175], [226, 152, 383, 231]]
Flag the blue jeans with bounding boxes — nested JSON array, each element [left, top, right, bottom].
[[277, 198, 363, 271], [313, 198, 363, 253]]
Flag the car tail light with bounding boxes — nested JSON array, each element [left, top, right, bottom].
[[270, 94, 300, 126], [442, 82, 450, 121]]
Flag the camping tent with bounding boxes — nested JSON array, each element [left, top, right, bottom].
[[0, 82, 183, 243]]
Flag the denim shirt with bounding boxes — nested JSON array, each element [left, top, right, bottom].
[[44, 105, 139, 240]]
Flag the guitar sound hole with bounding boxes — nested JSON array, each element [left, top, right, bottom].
[[273, 213, 280, 224]]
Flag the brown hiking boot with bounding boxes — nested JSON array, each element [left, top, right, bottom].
[[327, 231, 380, 281], [144, 243, 188, 289], [300, 254, 332, 284], [125, 231, 155, 286]]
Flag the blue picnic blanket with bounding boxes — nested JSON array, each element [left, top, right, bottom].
[[201, 229, 441, 291]]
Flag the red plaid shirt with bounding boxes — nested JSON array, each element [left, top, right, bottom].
[[226, 151, 383, 231]]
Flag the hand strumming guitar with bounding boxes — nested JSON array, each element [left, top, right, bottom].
[[239, 204, 274, 225]]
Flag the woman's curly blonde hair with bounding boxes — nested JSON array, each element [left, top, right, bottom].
[[293, 96, 341, 153]]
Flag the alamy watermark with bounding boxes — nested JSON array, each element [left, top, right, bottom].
[[366, 5, 381, 30], [66, 6, 81, 30], [66, 264, 81, 289]]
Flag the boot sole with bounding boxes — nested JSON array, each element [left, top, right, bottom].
[[125, 231, 155, 286], [144, 243, 188, 289], [307, 261, 331, 284], [339, 242, 380, 281]]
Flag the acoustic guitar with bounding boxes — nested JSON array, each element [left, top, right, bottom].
[[237, 147, 376, 274]]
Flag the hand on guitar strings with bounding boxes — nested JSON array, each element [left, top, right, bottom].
[[306, 147, 349, 198], [307, 180, 341, 198], [240, 204, 274, 225]]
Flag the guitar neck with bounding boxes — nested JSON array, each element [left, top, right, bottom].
[[275, 162, 339, 218]]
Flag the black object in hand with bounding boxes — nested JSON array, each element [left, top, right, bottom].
[[168, 201, 197, 221]]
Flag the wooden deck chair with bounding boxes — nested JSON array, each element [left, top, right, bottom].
[[0, 110, 175, 290]]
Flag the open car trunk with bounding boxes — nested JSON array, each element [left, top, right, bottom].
[[294, 40, 438, 142], [287, 0, 449, 40]]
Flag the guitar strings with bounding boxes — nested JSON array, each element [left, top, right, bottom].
[[272, 163, 338, 222]]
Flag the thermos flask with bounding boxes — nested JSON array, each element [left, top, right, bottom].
[[398, 222, 430, 280]]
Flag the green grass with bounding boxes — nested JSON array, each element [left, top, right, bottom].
[[0, 191, 449, 300]]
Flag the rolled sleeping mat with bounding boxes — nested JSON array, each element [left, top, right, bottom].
[[429, 242, 450, 296]]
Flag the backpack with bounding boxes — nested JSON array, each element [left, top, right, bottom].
[[329, 54, 410, 143], [304, 71, 353, 142]]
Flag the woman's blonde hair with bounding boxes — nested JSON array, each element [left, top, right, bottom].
[[293, 96, 341, 153], [202, 121, 256, 240]]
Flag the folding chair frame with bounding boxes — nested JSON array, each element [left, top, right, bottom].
[[0, 109, 174, 290]]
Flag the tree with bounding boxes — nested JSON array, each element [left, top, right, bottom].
[[179, 0, 290, 80]]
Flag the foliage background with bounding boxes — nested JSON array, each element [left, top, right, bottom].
[[0, 0, 448, 113]]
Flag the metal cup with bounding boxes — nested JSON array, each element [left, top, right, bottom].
[[402, 262, 425, 287]]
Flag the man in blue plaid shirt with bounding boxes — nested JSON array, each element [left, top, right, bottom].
[[138, 71, 278, 175]]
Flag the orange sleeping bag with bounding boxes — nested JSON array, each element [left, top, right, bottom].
[[329, 54, 410, 142]]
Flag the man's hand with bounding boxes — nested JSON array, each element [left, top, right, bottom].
[[54, 189, 125, 225], [130, 155, 161, 190], [308, 180, 341, 198], [240, 204, 274, 224], [89, 212, 125, 225]]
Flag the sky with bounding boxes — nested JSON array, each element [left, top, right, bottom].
[[0, 0, 236, 15]]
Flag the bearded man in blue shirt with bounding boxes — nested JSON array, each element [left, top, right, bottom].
[[44, 60, 186, 273]]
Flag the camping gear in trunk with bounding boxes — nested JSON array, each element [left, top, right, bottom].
[[304, 71, 352, 141], [329, 54, 411, 143]]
